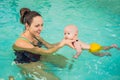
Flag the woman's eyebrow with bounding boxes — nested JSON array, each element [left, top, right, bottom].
[[35, 24, 40, 27], [36, 23, 43, 26]]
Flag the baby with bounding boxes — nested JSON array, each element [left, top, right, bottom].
[[64, 25, 119, 58]]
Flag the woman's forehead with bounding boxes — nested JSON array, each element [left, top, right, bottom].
[[32, 16, 43, 24]]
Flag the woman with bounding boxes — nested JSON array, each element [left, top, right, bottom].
[[12, 8, 74, 80]]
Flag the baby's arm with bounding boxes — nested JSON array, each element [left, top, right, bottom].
[[73, 41, 82, 58]]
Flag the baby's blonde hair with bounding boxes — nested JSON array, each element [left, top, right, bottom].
[[64, 24, 78, 33]]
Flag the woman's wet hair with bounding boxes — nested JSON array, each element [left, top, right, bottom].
[[20, 8, 41, 26]]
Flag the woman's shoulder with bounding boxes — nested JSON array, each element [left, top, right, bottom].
[[13, 38, 34, 50]]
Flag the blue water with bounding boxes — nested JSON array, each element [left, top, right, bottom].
[[0, 0, 120, 80]]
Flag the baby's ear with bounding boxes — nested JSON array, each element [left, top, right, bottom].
[[75, 34, 77, 36], [75, 31, 78, 35]]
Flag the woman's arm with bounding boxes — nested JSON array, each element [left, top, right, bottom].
[[13, 44, 62, 55], [35, 36, 60, 49], [12, 38, 66, 55]]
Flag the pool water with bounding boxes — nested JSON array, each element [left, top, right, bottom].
[[0, 0, 120, 80]]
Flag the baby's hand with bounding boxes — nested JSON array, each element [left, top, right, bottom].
[[73, 55, 79, 58]]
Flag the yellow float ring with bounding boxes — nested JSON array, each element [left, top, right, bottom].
[[89, 43, 102, 53]]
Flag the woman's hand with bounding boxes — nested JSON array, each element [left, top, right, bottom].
[[60, 38, 75, 49]]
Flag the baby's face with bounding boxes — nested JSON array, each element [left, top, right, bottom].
[[64, 25, 78, 40], [64, 30, 76, 40]]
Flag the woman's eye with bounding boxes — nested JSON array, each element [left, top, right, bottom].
[[41, 24, 43, 27], [35, 24, 43, 28], [68, 33, 70, 35], [35, 24, 39, 27]]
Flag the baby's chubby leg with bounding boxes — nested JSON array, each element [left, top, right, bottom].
[[92, 52, 111, 57], [102, 44, 119, 50]]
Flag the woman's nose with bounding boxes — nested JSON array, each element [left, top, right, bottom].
[[39, 26, 43, 30]]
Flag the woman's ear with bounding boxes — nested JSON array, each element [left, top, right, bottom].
[[25, 23, 29, 30]]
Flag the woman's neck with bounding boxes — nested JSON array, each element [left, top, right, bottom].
[[22, 30, 35, 42]]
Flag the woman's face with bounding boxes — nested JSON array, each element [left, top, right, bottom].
[[28, 16, 43, 37]]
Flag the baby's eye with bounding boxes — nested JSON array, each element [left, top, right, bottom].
[[64, 33, 66, 35], [68, 33, 70, 35]]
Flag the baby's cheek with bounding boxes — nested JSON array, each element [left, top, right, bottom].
[[64, 35, 67, 37], [69, 35, 73, 38]]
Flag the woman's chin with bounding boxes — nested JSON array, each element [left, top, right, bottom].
[[34, 34, 40, 37], [36, 35, 40, 37]]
